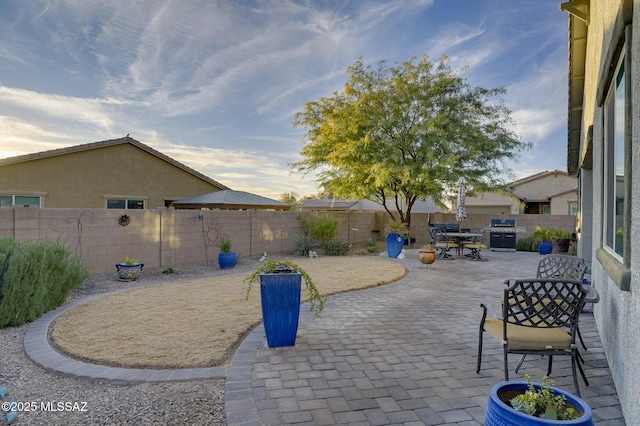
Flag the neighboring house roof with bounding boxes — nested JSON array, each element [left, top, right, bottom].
[[300, 197, 440, 213], [173, 190, 291, 210], [509, 170, 571, 188], [0, 136, 230, 190], [548, 187, 579, 199]]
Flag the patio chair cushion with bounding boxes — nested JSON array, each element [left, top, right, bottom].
[[483, 317, 572, 350]]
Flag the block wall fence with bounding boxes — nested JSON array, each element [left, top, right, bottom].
[[0, 206, 576, 274]]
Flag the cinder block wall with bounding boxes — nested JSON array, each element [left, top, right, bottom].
[[3, 207, 575, 273]]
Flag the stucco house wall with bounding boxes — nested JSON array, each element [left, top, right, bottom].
[[463, 170, 577, 215], [0, 137, 228, 209], [571, 0, 639, 421], [549, 190, 577, 215]]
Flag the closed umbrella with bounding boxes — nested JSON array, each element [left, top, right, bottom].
[[456, 177, 467, 222]]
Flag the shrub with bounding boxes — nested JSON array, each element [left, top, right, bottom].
[[366, 238, 379, 253], [298, 212, 339, 247], [516, 236, 536, 252], [0, 238, 90, 327], [293, 234, 318, 256], [323, 240, 350, 256]]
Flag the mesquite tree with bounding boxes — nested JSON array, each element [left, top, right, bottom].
[[293, 54, 529, 229]]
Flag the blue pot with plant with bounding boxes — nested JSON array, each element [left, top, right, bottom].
[[217, 235, 236, 269], [386, 220, 407, 258], [485, 376, 593, 425]]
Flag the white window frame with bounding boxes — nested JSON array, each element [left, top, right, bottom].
[[603, 52, 625, 260]]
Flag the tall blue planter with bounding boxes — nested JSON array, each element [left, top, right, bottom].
[[485, 381, 593, 426], [386, 233, 403, 258], [539, 241, 553, 255], [260, 272, 302, 347]]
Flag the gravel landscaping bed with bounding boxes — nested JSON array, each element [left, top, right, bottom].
[[1, 259, 258, 425]]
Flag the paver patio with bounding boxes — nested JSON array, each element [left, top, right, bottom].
[[225, 250, 626, 425]]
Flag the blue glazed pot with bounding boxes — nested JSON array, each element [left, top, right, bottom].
[[260, 272, 302, 347], [485, 381, 593, 426], [218, 252, 237, 269], [386, 233, 404, 258], [539, 240, 553, 255]]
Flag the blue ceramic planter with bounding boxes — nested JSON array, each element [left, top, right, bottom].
[[485, 381, 593, 426], [218, 252, 237, 269], [260, 272, 302, 347], [539, 241, 553, 255], [386, 233, 403, 258]]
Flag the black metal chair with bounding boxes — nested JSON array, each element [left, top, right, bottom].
[[477, 278, 589, 397], [430, 228, 458, 260], [463, 231, 488, 261]]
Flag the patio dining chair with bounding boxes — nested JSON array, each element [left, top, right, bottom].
[[430, 228, 458, 260], [476, 278, 589, 396], [463, 231, 488, 261]]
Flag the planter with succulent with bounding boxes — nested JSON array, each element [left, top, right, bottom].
[[244, 257, 325, 347], [531, 226, 555, 255], [485, 375, 593, 425], [418, 243, 437, 267], [115, 255, 144, 281], [217, 235, 237, 269], [385, 220, 408, 258]]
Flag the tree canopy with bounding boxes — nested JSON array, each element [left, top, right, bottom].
[[293, 54, 530, 229]]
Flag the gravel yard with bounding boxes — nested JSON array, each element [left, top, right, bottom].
[[0, 260, 256, 426]]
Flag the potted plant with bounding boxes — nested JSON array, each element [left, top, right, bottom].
[[418, 243, 437, 266], [244, 257, 325, 347], [115, 255, 144, 281], [552, 230, 572, 253], [485, 375, 593, 425], [386, 220, 408, 258], [531, 226, 554, 255], [217, 235, 237, 269]]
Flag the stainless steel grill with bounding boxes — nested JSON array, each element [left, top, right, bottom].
[[489, 218, 517, 251]]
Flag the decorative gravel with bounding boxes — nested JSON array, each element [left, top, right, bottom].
[[0, 258, 258, 425]]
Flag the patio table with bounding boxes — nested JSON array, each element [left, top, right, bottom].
[[444, 232, 484, 257]]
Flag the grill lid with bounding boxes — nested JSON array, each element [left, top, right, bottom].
[[490, 218, 516, 227]]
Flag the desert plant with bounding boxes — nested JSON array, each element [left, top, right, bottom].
[[516, 236, 536, 252], [532, 225, 554, 242], [293, 234, 318, 256], [124, 255, 136, 265], [510, 375, 577, 420], [366, 237, 379, 253], [297, 212, 339, 247], [0, 238, 89, 327], [218, 235, 232, 253], [386, 219, 408, 235], [323, 240, 350, 256], [243, 257, 326, 318]]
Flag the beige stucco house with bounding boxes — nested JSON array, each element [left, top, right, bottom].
[[562, 0, 638, 421], [463, 169, 577, 215], [0, 136, 229, 209]]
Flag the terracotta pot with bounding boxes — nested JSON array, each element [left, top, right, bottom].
[[418, 249, 437, 265]]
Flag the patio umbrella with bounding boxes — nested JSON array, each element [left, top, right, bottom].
[[456, 176, 467, 222]]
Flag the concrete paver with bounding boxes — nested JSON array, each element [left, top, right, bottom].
[[25, 250, 626, 424], [225, 250, 626, 425]]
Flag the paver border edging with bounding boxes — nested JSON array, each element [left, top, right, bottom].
[[24, 290, 226, 384]]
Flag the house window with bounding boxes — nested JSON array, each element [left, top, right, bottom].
[[0, 195, 41, 207], [604, 54, 625, 258], [106, 199, 145, 209], [570, 202, 578, 215]]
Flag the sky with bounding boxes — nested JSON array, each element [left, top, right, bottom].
[[0, 0, 570, 200]]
